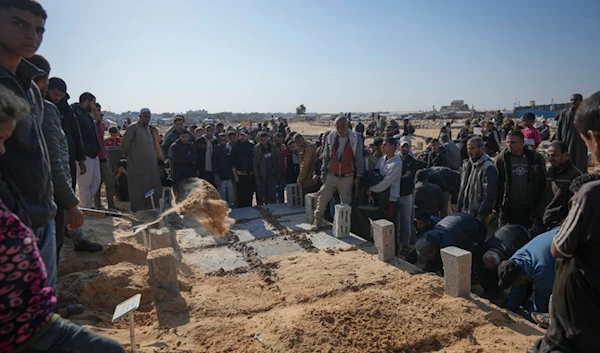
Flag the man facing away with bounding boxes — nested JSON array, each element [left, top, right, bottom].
[[414, 169, 446, 219], [72, 92, 100, 208], [495, 130, 546, 228], [457, 136, 498, 224], [440, 133, 461, 170], [531, 91, 600, 353], [121, 108, 162, 212], [554, 93, 588, 173], [312, 116, 364, 230]]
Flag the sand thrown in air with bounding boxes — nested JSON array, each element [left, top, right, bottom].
[[161, 179, 235, 236]]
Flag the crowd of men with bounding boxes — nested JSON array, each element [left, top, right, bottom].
[[0, 1, 599, 352]]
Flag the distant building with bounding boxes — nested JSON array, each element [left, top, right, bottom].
[[440, 100, 470, 113]]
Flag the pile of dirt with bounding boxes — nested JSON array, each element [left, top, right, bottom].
[[55, 196, 543, 352], [163, 178, 235, 236]]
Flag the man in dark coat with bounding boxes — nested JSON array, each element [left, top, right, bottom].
[[477, 224, 532, 297], [412, 213, 487, 274], [554, 93, 588, 173]]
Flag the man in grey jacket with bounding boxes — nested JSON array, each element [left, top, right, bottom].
[[457, 136, 498, 224], [440, 133, 461, 170]]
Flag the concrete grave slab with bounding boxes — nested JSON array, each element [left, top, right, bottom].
[[229, 207, 262, 221], [182, 247, 247, 274], [175, 228, 218, 252], [250, 238, 306, 259], [261, 203, 305, 217], [231, 218, 278, 242], [440, 246, 472, 298], [307, 231, 355, 250], [278, 213, 318, 233]]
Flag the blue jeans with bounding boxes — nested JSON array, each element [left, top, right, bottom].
[[23, 316, 126, 353], [397, 195, 414, 249], [36, 220, 56, 295]]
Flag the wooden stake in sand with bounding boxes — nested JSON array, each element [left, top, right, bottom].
[[112, 294, 142, 353]]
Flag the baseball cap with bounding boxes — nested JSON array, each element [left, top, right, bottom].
[[239, 129, 249, 136], [399, 136, 411, 146], [140, 108, 151, 114], [497, 260, 523, 289]]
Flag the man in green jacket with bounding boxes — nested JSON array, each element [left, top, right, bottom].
[[495, 130, 546, 228]]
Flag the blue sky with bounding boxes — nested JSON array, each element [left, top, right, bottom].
[[38, 0, 600, 114]]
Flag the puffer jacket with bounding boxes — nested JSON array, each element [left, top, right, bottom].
[[253, 141, 283, 182], [495, 147, 546, 215], [0, 59, 56, 228], [41, 100, 78, 210], [457, 153, 498, 218]]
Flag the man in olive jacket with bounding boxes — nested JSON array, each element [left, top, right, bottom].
[[495, 131, 546, 228], [293, 133, 318, 197]]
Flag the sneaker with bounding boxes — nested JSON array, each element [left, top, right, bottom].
[[74, 239, 104, 252], [531, 312, 550, 329]]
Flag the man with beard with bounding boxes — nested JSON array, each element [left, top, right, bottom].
[[161, 114, 185, 159], [72, 92, 100, 208], [121, 108, 162, 212], [231, 129, 255, 207], [554, 93, 588, 172]]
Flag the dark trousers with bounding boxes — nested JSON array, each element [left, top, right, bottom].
[[277, 181, 286, 204], [173, 172, 197, 200], [201, 171, 215, 187], [54, 208, 66, 262], [256, 177, 277, 205], [69, 159, 77, 191], [499, 207, 532, 228], [236, 175, 255, 208]]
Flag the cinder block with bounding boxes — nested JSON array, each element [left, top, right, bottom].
[[305, 193, 317, 224], [148, 248, 179, 294], [286, 184, 303, 208], [148, 227, 173, 250], [333, 204, 351, 238], [372, 219, 395, 262], [440, 246, 472, 297]]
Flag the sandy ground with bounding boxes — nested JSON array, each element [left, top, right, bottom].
[[56, 213, 544, 353]]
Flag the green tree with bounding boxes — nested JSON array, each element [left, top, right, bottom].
[[296, 104, 306, 116]]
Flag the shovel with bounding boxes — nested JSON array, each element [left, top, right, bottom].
[[80, 207, 139, 222]]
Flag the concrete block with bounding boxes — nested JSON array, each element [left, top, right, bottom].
[[229, 207, 262, 221], [175, 228, 218, 252], [305, 193, 317, 224], [278, 213, 315, 233], [440, 246, 472, 297], [307, 231, 353, 250], [250, 238, 305, 259], [286, 184, 304, 208], [372, 219, 395, 262], [148, 227, 172, 250], [148, 248, 179, 294], [230, 219, 277, 242], [261, 203, 304, 217], [183, 247, 247, 274], [333, 204, 351, 239]]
